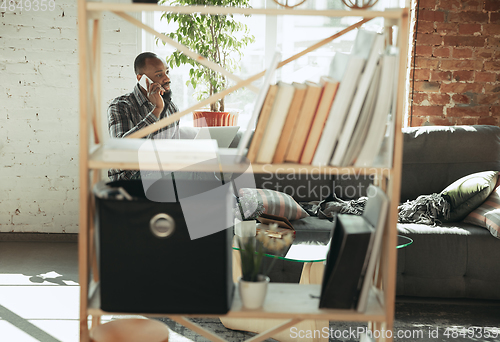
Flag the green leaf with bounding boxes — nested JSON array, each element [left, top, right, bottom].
[[158, 1, 255, 106]]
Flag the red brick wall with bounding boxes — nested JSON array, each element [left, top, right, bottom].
[[408, 0, 500, 127]]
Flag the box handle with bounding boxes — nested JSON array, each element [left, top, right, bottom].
[[150, 213, 176, 238]]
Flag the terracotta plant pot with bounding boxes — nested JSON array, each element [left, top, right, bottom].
[[193, 111, 238, 127]]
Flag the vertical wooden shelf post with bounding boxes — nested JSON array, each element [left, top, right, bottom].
[[77, 0, 90, 338]]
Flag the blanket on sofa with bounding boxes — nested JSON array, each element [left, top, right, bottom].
[[397, 193, 450, 225], [302, 192, 450, 226], [300, 193, 367, 219]]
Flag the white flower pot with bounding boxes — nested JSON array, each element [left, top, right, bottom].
[[234, 219, 257, 237], [238, 275, 270, 309]]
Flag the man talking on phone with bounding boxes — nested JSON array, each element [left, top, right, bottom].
[[108, 52, 180, 181]]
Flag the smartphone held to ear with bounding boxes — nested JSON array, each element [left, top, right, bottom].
[[139, 74, 153, 91], [139, 74, 166, 95]]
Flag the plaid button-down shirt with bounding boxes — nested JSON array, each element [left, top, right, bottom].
[[107, 84, 180, 181]]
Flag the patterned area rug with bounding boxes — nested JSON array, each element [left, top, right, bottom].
[[153, 300, 500, 342]]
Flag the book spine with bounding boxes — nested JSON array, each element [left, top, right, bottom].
[[284, 84, 322, 163], [300, 80, 339, 165], [273, 85, 307, 164], [256, 83, 296, 164], [246, 85, 279, 163]]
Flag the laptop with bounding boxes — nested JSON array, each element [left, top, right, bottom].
[[194, 126, 240, 148]]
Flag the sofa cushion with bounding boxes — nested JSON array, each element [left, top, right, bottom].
[[397, 222, 500, 299], [401, 125, 500, 202], [441, 171, 498, 222], [290, 216, 334, 233], [239, 188, 309, 221], [464, 177, 500, 239]]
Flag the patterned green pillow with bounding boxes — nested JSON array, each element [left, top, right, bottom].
[[441, 171, 499, 222], [464, 176, 500, 239]]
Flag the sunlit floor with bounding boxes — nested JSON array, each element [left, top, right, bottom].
[[0, 241, 80, 342]]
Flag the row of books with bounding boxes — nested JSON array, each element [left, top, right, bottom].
[[247, 30, 399, 168]]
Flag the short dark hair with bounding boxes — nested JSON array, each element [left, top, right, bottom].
[[134, 52, 159, 75]]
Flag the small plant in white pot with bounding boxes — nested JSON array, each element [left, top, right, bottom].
[[237, 224, 293, 309]]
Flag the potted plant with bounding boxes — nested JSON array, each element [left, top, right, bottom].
[[159, 0, 255, 126], [237, 223, 294, 309], [233, 191, 293, 308]]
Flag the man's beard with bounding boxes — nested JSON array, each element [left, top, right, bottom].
[[162, 89, 172, 104]]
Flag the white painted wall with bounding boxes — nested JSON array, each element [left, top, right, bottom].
[[0, 0, 140, 233]]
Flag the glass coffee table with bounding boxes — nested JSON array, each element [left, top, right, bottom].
[[232, 233, 331, 284], [232, 234, 413, 284], [225, 233, 413, 342], [397, 235, 413, 248]]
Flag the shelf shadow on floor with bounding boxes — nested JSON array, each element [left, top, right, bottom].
[[0, 304, 62, 342]]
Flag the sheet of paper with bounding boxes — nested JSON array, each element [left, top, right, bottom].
[[285, 242, 330, 261]]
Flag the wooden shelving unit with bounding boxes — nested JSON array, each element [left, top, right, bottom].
[[77, 2, 409, 341]]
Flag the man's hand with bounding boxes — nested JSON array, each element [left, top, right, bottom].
[[146, 78, 166, 118]]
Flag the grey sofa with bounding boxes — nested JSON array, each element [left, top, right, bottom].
[[396, 125, 500, 300]]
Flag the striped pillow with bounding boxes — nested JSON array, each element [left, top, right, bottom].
[[239, 188, 309, 221], [464, 176, 500, 239]]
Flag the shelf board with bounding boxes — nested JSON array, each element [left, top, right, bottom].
[[89, 283, 386, 322], [86, 3, 404, 19], [88, 145, 250, 173], [88, 145, 392, 175]]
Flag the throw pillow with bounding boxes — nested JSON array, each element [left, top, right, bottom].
[[239, 188, 309, 221], [464, 176, 500, 239], [441, 171, 499, 222]]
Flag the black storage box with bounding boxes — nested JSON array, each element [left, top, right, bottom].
[[94, 178, 234, 314]]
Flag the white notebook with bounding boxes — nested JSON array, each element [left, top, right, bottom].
[[330, 34, 385, 166], [311, 56, 365, 166], [355, 51, 398, 167]]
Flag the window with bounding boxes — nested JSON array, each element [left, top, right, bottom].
[[143, 0, 404, 128]]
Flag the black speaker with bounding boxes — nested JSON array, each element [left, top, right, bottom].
[[94, 178, 234, 314], [319, 214, 372, 309]]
